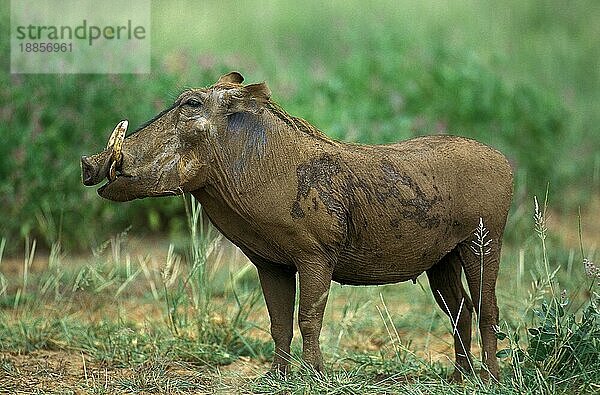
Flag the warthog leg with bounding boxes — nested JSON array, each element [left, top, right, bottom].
[[297, 258, 334, 372], [457, 240, 501, 382], [254, 260, 297, 374], [427, 250, 474, 381]]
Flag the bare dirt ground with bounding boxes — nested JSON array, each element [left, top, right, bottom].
[[548, 197, 600, 252], [1, 350, 271, 394]]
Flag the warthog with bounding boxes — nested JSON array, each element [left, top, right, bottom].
[[82, 72, 512, 381]]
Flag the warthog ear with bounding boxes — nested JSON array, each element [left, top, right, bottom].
[[217, 71, 244, 85], [244, 82, 271, 104]]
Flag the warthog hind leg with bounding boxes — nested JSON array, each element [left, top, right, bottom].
[[427, 249, 474, 381]]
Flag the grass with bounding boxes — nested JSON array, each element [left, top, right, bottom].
[[1, 194, 599, 394]]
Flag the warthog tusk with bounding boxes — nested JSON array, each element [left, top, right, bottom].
[[106, 120, 128, 182], [108, 160, 117, 182], [106, 120, 128, 149]]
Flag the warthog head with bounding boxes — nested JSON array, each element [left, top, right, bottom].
[[81, 72, 270, 201]]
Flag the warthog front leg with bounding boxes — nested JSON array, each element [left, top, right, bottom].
[[255, 262, 297, 374], [297, 259, 334, 371]]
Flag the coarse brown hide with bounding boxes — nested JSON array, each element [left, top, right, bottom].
[[81, 72, 513, 382]]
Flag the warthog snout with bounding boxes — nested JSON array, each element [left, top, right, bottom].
[[81, 151, 112, 186], [81, 155, 98, 186]]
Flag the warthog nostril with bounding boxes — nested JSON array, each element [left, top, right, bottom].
[[81, 155, 96, 186]]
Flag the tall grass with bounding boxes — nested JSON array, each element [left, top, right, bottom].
[[495, 197, 600, 394], [0, 238, 6, 296], [0, 196, 265, 368], [160, 194, 263, 357]]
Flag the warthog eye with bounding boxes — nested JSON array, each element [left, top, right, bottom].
[[185, 98, 202, 108]]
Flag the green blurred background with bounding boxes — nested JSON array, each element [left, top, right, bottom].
[[1, 0, 598, 254]]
